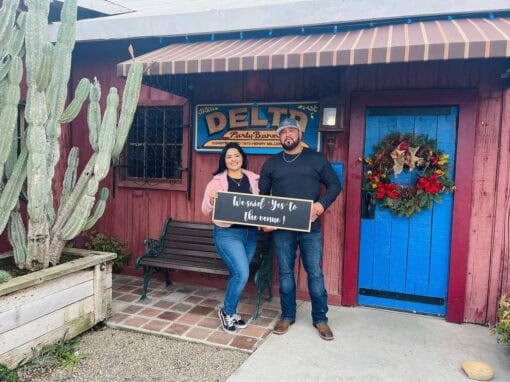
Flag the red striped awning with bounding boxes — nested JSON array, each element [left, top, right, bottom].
[[117, 17, 510, 76]]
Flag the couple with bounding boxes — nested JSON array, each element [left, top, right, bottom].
[[201, 118, 341, 340]]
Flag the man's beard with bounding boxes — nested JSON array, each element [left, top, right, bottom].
[[282, 137, 301, 151]]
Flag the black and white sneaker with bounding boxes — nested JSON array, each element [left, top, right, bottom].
[[218, 308, 236, 333], [233, 313, 247, 329]]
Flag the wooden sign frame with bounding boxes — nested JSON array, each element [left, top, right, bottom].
[[212, 191, 313, 232]]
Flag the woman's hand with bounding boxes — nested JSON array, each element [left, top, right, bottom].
[[209, 190, 218, 206]]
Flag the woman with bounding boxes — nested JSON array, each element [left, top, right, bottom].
[[201, 142, 260, 333]]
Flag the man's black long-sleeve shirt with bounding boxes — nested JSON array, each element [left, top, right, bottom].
[[259, 147, 341, 231]]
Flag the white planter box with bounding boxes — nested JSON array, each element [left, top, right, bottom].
[[0, 248, 116, 369]]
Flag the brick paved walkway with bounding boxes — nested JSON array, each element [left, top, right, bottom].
[[108, 274, 282, 353]]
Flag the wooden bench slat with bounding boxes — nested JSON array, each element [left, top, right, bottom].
[[141, 259, 229, 275], [141, 253, 224, 265], [164, 239, 216, 249], [161, 248, 219, 258], [165, 236, 215, 246], [142, 255, 226, 268], [163, 244, 217, 254], [165, 237, 268, 249], [167, 221, 215, 230], [167, 226, 213, 237]]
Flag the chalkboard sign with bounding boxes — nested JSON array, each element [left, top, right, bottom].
[[212, 191, 313, 232]]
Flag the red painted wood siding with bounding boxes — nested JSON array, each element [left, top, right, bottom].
[[489, 88, 510, 324], [37, 39, 510, 324]]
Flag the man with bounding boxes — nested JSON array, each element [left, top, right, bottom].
[[259, 117, 341, 341]]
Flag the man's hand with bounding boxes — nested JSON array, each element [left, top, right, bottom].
[[261, 226, 276, 232], [310, 202, 325, 222]]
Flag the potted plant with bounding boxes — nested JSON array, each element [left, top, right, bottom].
[[0, 0, 142, 369], [83, 231, 132, 273]]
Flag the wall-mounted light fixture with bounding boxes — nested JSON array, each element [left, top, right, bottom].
[[321, 106, 339, 128], [318, 97, 344, 156]]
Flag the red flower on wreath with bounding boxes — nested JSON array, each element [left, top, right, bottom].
[[376, 182, 400, 199], [417, 173, 443, 194]]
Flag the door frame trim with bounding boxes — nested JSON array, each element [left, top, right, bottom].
[[342, 89, 478, 323]]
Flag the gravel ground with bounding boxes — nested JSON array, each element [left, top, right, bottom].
[[16, 327, 249, 382]]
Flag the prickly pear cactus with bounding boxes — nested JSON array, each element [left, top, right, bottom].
[[0, 0, 143, 270]]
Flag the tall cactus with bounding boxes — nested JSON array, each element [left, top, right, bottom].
[[0, 0, 143, 270], [0, 0, 18, 49], [0, 56, 22, 179]]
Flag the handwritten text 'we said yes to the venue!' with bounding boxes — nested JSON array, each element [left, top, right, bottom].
[[213, 192, 313, 232]]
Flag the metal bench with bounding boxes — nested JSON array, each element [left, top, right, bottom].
[[135, 218, 273, 319]]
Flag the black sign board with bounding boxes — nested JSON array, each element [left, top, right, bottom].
[[212, 191, 313, 232]]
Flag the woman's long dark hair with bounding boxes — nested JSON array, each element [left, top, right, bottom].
[[213, 142, 248, 175]]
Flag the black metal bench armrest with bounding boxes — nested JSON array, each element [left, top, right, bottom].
[[144, 238, 162, 254], [135, 218, 175, 269], [135, 238, 162, 269]]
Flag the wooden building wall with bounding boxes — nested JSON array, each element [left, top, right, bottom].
[[56, 41, 510, 324]]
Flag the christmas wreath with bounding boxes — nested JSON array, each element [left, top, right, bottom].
[[362, 133, 455, 217]]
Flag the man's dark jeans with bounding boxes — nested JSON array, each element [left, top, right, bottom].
[[273, 229, 328, 324]]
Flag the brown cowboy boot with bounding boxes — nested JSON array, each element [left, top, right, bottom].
[[313, 323, 334, 340], [272, 319, 295, 335]]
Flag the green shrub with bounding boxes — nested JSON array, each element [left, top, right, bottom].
[[83, 231, 132, 273], [0, 364, 18, 382], [490, 295, 510, 345]]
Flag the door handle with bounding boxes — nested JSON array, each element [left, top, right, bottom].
[[361, 190, 375, 219]]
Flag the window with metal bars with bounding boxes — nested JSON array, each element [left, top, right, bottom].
[[122, 106, 184, 183]]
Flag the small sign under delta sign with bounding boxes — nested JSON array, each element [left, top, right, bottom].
[[212, 192, 313, 232]]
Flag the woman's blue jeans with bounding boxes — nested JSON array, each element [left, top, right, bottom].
[[213, 226, 257, 315], [273, 229, 328, 324]]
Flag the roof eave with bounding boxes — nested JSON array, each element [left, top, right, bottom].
[[47, 1, 510, 43]]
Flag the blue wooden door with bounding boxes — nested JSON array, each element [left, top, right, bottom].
[[358, 106, 457, 316]]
